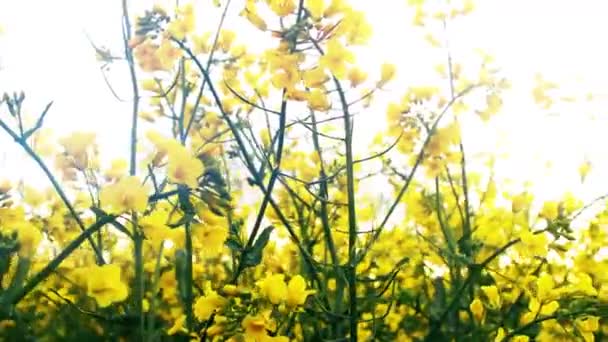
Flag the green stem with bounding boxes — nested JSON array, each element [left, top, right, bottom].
[[133, 227, 145, 341], [331, 75, 358, 341], [355, 84, 478, 265], [184, 222, 194, 332], [147, 241, 165, 342], [122, 0, 139, 177], [9, 215, 115, 305], [310, 109, 342, 334], [181, 0, 232, 144], [176, 40, 326, 303], [0, 119, 104, 263]]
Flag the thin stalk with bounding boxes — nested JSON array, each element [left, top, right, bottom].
[[9, 215, 116, 304], [331, 74, 358, 341], [133, 228, 145, 341], [147, 242, 165, 342], [122, 0, 139, 177], [0, 119, 104, 263], [443, 19, 472, 251], [184, 221, 194, 331], [310, 109, 342, 327], [181, 0, 232, 144], [176, 40, 326, 305], [355, 84, 478, 264]]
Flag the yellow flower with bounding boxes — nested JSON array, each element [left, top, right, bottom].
[[518, 229, 548, 257], [579, 159, 591, 182], [378, 63, 397, 87], [58, 131, 96, 168], [167, 147, 205, 188], [86, 264, 129, 308], [269, 0, 296, 17], [480, 285, 501, 310], [17, 223, 42, 258], [103, 158, 128, 181], [532, 74, 557, 109], [23, 186, 45, 208], [167, 314, 187, 335], [271, 68, 299, 90], [242, 314, 268, 341], [0, 179, 11, 194], [219, 30, 236, 52], [338, 9, 372, 45], [0, 320, 15, 329], [286, 275, 315, 307], [539, 201, 559, 220], [257, 274, 288, 304], [194, 291, 227, 321], [511, 192, 531, 213], [155, 39, 181, 71], [193, 222, 228, 258], [469, 298, 484, 322], [193, 32, 213, 54], [59, 132, 96, 157], [477, 93, 502, 121], [347, 67, 367, 87], [307, 89, 331, 111], [536, 274, 555, 301], [324, 0, 346, 17], [319, 39, 355, 79], [528, 297, 559, 316], [100, 176, 148, 214], [241, 1, 267, 31], [494, 327, 505, 342], [302, 66, 329, 88], [576, 316, 600, 332], [167, 16, 195, 41], [140, 209, 174, 243], [306, 0, 325, 19]]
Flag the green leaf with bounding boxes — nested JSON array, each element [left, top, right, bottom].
[[242, 226, 274, 268], [174, 249, 188, 304], [225, 237, 242, 252], [167, 212, 195, 229], [4, 257, 31, 304]]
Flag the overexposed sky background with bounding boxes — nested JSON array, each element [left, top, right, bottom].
[[1, 0, 608, 211]]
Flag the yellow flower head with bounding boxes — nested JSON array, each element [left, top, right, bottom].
[[286, 275, 315, 307], [576, 316, 600, 333], [268, 0, 296, 17], [86, 264, 129, 308], [307, 89, 331, 112], [469, 298, 484, 322], [302, 66, 329, 88], [17, 223, 42, 258], [347, 67, 368, 88], [539, 201, 559, 220], [242, 314, 268, 341], [257, 274, 288, 304], [193, 222, 228, 258], [378, 63, 397, 87], [58, 132, 97, 169], [306, 0, 325, 19], [100, 176, 149, 214], [319, 39, 355, 79], [241, 1, 268, 31], [167, 146, 205, 188], [194, 291, 227, 321], [480, 285, 501, 310]]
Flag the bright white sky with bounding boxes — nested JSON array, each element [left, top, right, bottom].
[[1, 0, 608, 214]]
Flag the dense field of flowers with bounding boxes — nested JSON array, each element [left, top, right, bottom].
[[0, 0, 607, 341]]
